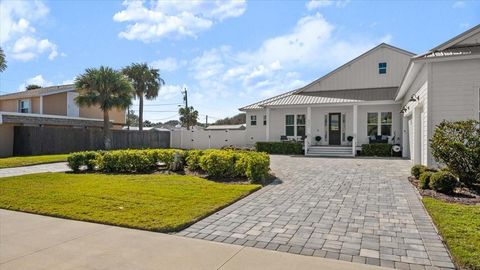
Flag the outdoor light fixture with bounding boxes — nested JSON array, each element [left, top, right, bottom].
[[409, 94, 418, 102]]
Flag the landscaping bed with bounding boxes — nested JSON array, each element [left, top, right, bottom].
[[0, 154, 69, 169], [0, 172, 260, 232]]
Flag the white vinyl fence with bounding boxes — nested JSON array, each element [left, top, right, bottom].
[[171, 129, 247, 149]]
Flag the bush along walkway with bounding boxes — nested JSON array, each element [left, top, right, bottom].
[[0, 162, 69, 178]]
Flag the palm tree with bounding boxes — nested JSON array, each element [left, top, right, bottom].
[[122, 63, 165, 131], [179, 106, 199, 130], [0, 47, 7, 73], [75, 66, 133, 149]]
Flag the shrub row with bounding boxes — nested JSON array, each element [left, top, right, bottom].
[[412, 165, 458, 194], [186, 149, 270, 182], [361, 143, 391, 156], [68, 149, 270, 182], [255, 142, 303, 155], [68, 149, 183, 173]]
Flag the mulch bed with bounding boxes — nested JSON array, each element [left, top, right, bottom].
[[409, 176, 480, 205]]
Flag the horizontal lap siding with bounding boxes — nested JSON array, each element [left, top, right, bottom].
[[431, 58, 480, 126]]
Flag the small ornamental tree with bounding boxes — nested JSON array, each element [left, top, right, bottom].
[[430, 120, 480, 187]]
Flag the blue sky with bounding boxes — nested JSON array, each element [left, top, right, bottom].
[[0, 0, 479, 123]]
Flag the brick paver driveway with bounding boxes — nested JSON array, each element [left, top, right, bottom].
[[179, 156, 454, 270]]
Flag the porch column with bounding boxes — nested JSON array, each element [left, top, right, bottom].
[[39, 96, 43, 114], [402, 116, 408, 158], [306, 106, 311, 139], [412, 107, 422, 164], [352, 105, 358, 156], [265, 108, 270, 141]]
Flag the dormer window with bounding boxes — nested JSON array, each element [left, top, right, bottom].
[[379, 62, 387, 74]]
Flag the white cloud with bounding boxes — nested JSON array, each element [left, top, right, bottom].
[[306, 0, 349, 10], [17, 75, 52, 91], [11, 36, 58, 61], [187, 13, 390, 101], [0, 0, 61, 61], [452, 1, 466, 8], [113, 0, 246, 42], [150, 57, 184, 72]]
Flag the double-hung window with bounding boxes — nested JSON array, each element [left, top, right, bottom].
[[18, 99, 30, 113], [285, 115, 294, 136], [367, 112, 378, 136], [250, 115, 257, 126], [263, 115, 267, 125], [296, 115, 306, 138], [367, 112, 392, 136], [379, 62, 387, 74], [381, 112, 392, 136]]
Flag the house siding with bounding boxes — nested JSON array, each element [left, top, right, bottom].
[[79, 105, 126, 125], [431, 58, 480, 125], [0, 99, 18, 112], [303, 46, 411, 92], [245, 110, 266, 145], [43, 92, 68, 116]]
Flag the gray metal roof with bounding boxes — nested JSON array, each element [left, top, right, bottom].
[[254, 87, 397, 108], [0, 84, 75, 100], [239, 89, 298, 110]]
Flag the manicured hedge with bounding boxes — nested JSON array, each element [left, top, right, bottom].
[[68, 149, 270, 182], [361, 143, 391, 156], [255, 142, 303, 155], [411, 164, 427, 179], [429, 171, 458, 194]]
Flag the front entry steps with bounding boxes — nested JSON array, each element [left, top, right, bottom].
[[306, 146, 354, 157]]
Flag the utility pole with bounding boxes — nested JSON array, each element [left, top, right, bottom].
[[205, 115, 208, 127], [181, 87, 189, 130]]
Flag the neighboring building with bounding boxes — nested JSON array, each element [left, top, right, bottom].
[[240, 24, 480, 165], [0, 84, 127, 157], [204, 124, 246, 131]]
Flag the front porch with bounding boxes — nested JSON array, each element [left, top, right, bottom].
[[264, 102, 402, 157]]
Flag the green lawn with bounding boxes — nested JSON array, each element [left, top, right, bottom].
[[0, 154, 69, 168], [0, 173, 260, 232], [423, 197, 480, 270]]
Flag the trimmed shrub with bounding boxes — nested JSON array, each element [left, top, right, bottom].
[[255, 142, 303, 155], [67, 151, 98, 172], [361, 143, 391, 156], [185, 150, 204, 171], [411, 164, 427, 179], [419, 171, 433, 189], [429, 171, 458, 194], [96, 149, 157, 173], [430, 120, 480, 187], [199, 150, 238, 178], [235, 151, 270, 182]]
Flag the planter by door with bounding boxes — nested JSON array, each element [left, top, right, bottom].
[[329, 113, 341, 145]]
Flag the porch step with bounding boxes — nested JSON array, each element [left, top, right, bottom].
[[306, 146, 354, 157]]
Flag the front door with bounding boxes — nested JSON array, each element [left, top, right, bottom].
[[329, 113, 341, 145]]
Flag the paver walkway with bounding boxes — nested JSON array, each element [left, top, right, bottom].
[[179, 156, 455, 270], [0, 162, 69, 178], [0, 209, 388, 270]]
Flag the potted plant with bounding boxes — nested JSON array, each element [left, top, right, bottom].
[[315, 136, 322, 145], [347, 136, 354, 146]]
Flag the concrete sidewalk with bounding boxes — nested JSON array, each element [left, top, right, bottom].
[[0, 210, 389, 270], [0, 162, 69, 178]]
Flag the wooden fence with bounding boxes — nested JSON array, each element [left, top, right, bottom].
[[13, 126, 170, 156]]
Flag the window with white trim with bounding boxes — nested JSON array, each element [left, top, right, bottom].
[[367, 112, 378, 136], [379, 62, 387, 74], [263, 115, 267, 125], [250, 115, 257, 126], [285, 115, 294, 136], [381, 112, 392, 136], [296, 114, 306, 138], [367, 112, 392, 136], [18, 99, 30, 113]]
